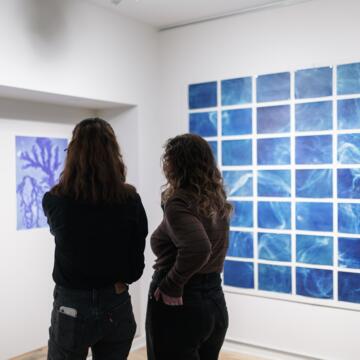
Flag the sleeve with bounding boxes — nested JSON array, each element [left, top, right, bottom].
[[42, 192, 55, 235], [159, 197, 212, 297]]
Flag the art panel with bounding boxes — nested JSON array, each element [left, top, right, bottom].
[[258, 233, 291, 262], [258, 201, 291, 230], [257, 137, 290, 165], [296, 202, 333, 232], [338, 272, 360, 303], [227, 231, 254, 258], [230, 201, 253, 228], [257, 105, 290, 134], [258, 170, 291, 197], [338, 203, 360, 234], [338, 237, 360, 269], [295, 101, 332, 132], [296, 267, 333, 299], [337, 98, 360, 130], [259, 264, 292, 294], [296, 235, 333, 266], [338, 134, 360, 164], [189, 81, 217, 109], [295, 135, 332, 164], [221, 77, 252, 106], [224, 260, 254, 288], [337, 62, 360, 95], [337, 168, 360, 199], [296, 169, 333, 198], [222, 139, 252, 166], [189, 111, 217, 137], [222, 108, 252, 136], [223, 170, 253, 197], [257, 72, 290, 102]]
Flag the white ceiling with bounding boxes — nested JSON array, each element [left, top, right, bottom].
[[89, 0, 313, 30]]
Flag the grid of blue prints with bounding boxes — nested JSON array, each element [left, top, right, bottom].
[[189, 62, 360, 307]]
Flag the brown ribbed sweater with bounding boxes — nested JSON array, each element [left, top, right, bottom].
[[151, 190, 229, 297]]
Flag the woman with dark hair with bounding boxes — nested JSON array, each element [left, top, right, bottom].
[[146, 133, 231, 360], [43, 118, 148, 360]]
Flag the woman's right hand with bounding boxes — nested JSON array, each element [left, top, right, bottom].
[[154, 287, 183, 306]]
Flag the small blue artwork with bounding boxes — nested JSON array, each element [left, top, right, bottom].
[[227, 231, 254, 258], [338, 272, 360, 304], [257, 105, 290, 134], [338, 134, 360, 164], [257, 137, 290, 165], [208, 141, 218, 162], [296, 169, 333, 198], [230, 201, 253, 228], [222, 109, 252, 136], [224, 260, 254, 288], [296, 202, 333, 232], [295, 67, 333, 99], [258, 201, 291, 230], [189, 111, 217, 137], [221, 77, 252, 106], [222, 140, 252, 166], [295, 135, 332, 164], [295, 101, 333, 132], [296, 267, 333, 299], [338, 168, 360, 199], [296, 235, 333, 266], [16, 136, 67, 230], [337, 62, 360, 95], [189, 82, 217, 109], [338, 99, 360, 130], [258, 264, 292, 294], [338, 237, 360, 269], [256, 72, 290, 102], [258, 170, 291, 197], [338, 203, 360, 234], [223, 170, 253, 197], [258, 233, 291, 262]]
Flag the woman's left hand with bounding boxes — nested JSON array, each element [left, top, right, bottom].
[[154, 287, 183, 306]]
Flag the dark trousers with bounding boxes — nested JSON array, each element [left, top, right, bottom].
[[145, 271, 229, 360], [47, 285, 136, 360]]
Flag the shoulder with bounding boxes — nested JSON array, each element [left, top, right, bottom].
[[164, 190, 194, 217]]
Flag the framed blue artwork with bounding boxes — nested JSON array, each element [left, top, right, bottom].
[[189, 112, 217, 137], [258, 170, 291, 197], [338, 168, 360, 198], [295, 101, 333, 132], [338, 237, 360, 269], [338, 272, 360, 303], [296, 235, 333, 266], [257, 137, 290, 165], [227, 231, 254, 258], [337, 62, 360, 95], [222, 140, 252, 166], [296, 202, 333, 232], [338, 134, 360, 164], [258, 201, 291, 230], [338, 98, 360, 130], [208, 141, 218, 162], [259, 264, 292, 294], [230, 201, 253, 228], [189, 81, 217, 109], [257, 72, 290, 102], [16, 136, 68, 230], [296, 169, 333, 198], [295, 135, 332, 164], [223, 170, 253, 197], [222, 108, 252, 136], [257, 105, 290, 134], [338, 203, 360, 234], [296, 267, 333, 299], [224, 260, 254, 288], [221, 77, 252, 106], [258, 233, 291, 262]]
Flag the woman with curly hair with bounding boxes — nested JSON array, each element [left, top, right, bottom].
[[146, 133, 232, 360]]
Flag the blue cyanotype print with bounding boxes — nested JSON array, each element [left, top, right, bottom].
[[257, 72, 290, 102], [257, 105, 290, 134], [296, 267, 333, 299], [258, 170, 291, 197], [222, 140, 252, 166], [338, 237, 360, 269], [338, 272, 360, 303], [337, 62, 360, 95], [258, 233, 291, 262], [223, 170, 253, 197], [296, 202, 333, 232], [296, 169, 333, 198], [221, 77, 252, 106], [224, 260, 254, 288], [338, 168, 360, 199], [295, 101, 333, 132], [230, 201, 253, 228], [258, 201, 291, 230], [338, 203, 360, 234], [189, 111, 217, 137], [296, 235, 333, 266], [208, 141, 218, 162], [259, 264, 292, 294], [16, 136, 67, 230], [338, 99, 360, 130], [295, 67, 333, 99], [227, 231, 254, 258], [295, 135, 332, 164], [338, 134, 360, 164], [189, 82, 217, 109], [222, 109, 252, 136], [257, 137, 290, 165]]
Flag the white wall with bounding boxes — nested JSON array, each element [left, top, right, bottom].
[[158, 0, 360, 359]]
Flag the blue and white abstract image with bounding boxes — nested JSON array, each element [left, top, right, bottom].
[[256, 72, 290, 102], [338, 168, 360, 198], [189, 111, 217, 137], [257, 137, 290, 165], [223, 170, 253, 197], [296, 169, 333, 198], [258, 170, 291, 197], [189, 81, 217, 109], [258, 201, 291, 230], [258, 233, 291, 262], [295, 135, 332, 164], [257, 105, 290, 134], [338, 134, 360, 164], [208, 141, 218, 162], [295, 67, 333, 99], [296, 235, 333, 266], [337, 62, 360, 95], [222, 139, 252, 166], [295, 101, 332, 132], [338, 272, 360, 304], [221, 77, 252, 106], [338, 237, 360, 269], [231, 201, 253, 228], [224, 260, 254, 288], [296, 202, 333, 232], [227, 231, 254, 258], [259, 264, 292, 294], [338, 203, 360, 234], [16, 136, 67, 230], [296, 267, 333, 299], [222, 109, 252, 136], [338, 98, 360, 130]]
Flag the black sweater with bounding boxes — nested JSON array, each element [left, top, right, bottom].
[[42, 192, 148, 290]]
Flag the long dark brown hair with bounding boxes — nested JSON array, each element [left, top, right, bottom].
[[162, 133, 232, 221], [51, 118, 135, 203]]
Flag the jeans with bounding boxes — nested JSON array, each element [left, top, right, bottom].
[[145, 271, 229, 360], [47, 285, 136, 360]]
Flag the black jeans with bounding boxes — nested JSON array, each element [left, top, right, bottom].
[[145, 271, 229, 360], [47, 285, 136, 360]]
